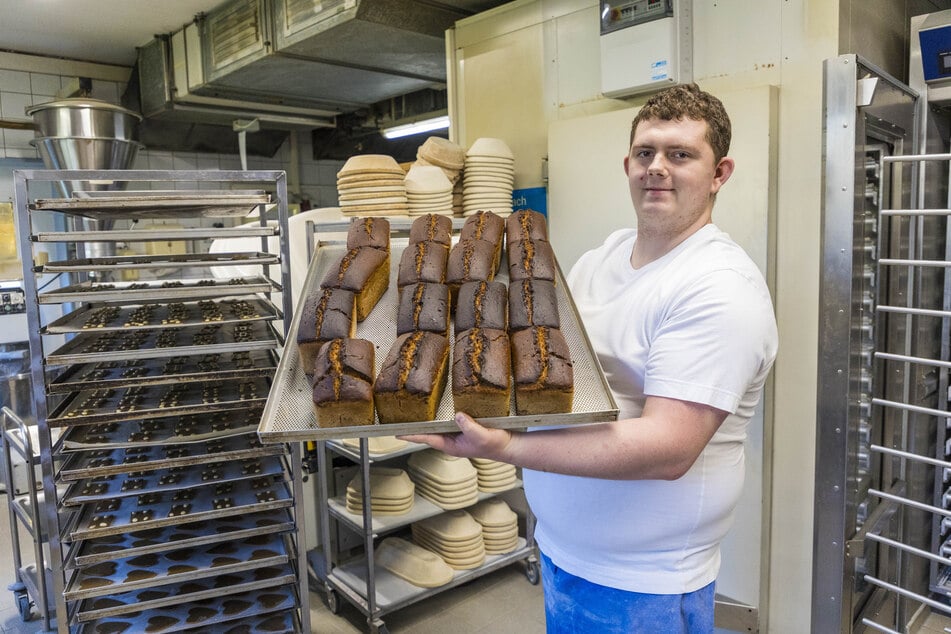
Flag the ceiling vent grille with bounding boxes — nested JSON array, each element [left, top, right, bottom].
[[283, 0, 324, 31], [209, 0, 264, 68]]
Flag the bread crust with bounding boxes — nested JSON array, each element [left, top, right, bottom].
[[374, 331, 450, 423], [510, 326, 573, 415], [455, 280, 507, 333], [452, 327, 511, 418], [508, 278, 560, 331], [312, 338, 375, 427], [321, 247, 390, 321]]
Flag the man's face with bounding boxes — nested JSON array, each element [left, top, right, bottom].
[[623, 117, 733, 237]]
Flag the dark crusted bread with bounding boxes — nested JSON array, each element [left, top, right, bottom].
[[409, 213, 452, 247], [397, 240, 448, 288], [297, 287, 357, 373], [455, 280, 507, 333], [397, 282, 451, 337], [507, 239, 557, 285], [505, 209, 548, 244], [312, 338, 375, 427], [452, 327, 511, 418], [510, 326, 573, 415], [460, 210, 504, 273], [374, 331, 450, 424], [346, 217, 390, 252], [508, 278, 560, 331], [446, 239, 497, 302], [320, 246, 390, 321]]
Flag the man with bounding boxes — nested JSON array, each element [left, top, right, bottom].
[[402, 83, 778, 633]]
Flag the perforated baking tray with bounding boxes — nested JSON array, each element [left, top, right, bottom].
[[33, 190, 270, 220], [49, 350, 278, 394], [257, 237, 618, 442], [38, 275, 279, 304], [65, 532, 291, 600], [46, 321, 280, 367], [38, 251, 278, 273], [44, 297, 280, 334], [48, 377, 272, 427], [67, 508, 295, 567]]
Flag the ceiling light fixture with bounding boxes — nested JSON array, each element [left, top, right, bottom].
[[381, 114, 450, 140]]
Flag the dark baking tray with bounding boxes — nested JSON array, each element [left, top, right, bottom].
[[47, 377, 273, 427], [43, 297, 280, 334], [45, 320, 281, 366], [64, 477, 292, 541], [38, 251, 279, 273], [76, 587, 297, 629], [258, 237, 619, 442], [38, 275, 279, 304], [61, 455, 286, 506], [48, 350, 278, 394], [58, 433, 283, 480], [75, 566, 297, 628], [67, 508, 295, 567], [59, 408, 265, 450], [65, 532, 291, 600]]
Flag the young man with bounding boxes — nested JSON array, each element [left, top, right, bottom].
[[402, 83, 778, 633]]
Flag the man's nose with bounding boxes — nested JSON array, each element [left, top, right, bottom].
[[647, 154, 667, 176]]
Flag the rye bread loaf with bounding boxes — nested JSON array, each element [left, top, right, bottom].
[[460, 210, 504, 273], [398, 240, 448, 289], [452, 327, 511, 418], [446, 239, 497, 302], [374, 331, 450, 424], [510, 326, 573, 415], [346, 217, 390, 252], [454, 280, 507, 334], [409, 213, 452, 247], [397, 282, 451, 337], [506, 239, 557, 285], [296, 287, 357, 373], [312, 338, 375, 427], [505, 209, 548, 244], [320, 246, 390, 321], [508, 278, 559, 331]]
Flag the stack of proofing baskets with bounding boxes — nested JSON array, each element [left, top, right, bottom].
[[12, 170, 305, 633]]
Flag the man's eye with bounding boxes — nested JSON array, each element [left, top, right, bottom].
[[671, 152, 689, 160], [635, 150, 653, 158]]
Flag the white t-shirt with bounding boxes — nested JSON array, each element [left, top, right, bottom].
[[523, 224, 778, 594]]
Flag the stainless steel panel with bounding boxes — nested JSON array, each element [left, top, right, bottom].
[[32, 190, 269, 219], [38, 276, 279, 305]]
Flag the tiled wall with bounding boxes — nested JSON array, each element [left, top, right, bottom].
[[0, 66, 344, 208]]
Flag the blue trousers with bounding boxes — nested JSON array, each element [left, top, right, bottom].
[[540, 551, 715, 633]]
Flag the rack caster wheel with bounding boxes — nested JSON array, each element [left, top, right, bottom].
[[325, 589, 340, 614], [369, 620, 389, 634], [16, 592, 31, 622], [525, 560, 540, 585]]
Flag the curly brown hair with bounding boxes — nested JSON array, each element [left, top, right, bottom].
[[629, 83, 732, 163]]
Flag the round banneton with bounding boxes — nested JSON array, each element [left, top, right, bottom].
[[339, 154, 403, 175], [419, 136, 466, 169], [466, 137, 514, 160]]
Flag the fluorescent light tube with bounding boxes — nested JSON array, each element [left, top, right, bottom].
[[382, 115, 450, 139]]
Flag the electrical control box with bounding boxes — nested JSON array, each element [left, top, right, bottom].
[[599, 0, 692, 98]]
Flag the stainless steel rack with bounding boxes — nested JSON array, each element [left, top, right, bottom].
[[13, 169, 308, 633]]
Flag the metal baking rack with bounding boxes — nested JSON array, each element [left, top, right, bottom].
[[13, 169, 307, 633]]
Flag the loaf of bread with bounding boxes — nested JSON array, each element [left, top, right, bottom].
[[397, 282, 451, 337], [460, 210, 504, 273], [321, 246, 390, 321], [452, 327, 511, 418], [510, 326, 573, 415], [409, 213, 452, 247], [507, 239, 557, 285], [446, 239, 497, 301], [455, 280, 507, 333], [398, 240, 448, 289], [506, 209, 548, 244], [297, 287, 357, 373], [374, 331, 450, 423], [508, 278, 560, 331], [312, 338, 375, 427], [347, 217, 390, 252]]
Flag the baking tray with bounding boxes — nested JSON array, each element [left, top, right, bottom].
[[58, 433, 283, 480], [38, 275, 279, 304], [46, 321, 280, 366], [38, 251, 279, 273], [65, 532, 291, 600], [59, 408, 265, 450], [67, 508, 295, 568], [48, 376, 273, 427], [65, 477, 292, 541], [33, 225, 278, 243], [257, 237, 618, 442], [75, 566, 296, 628], [61, 455, 286, 506], [48, 350, 278, 394], [77, 586, 297, 629], [44, 297, 281, 334], [33, 190, 269, 220]]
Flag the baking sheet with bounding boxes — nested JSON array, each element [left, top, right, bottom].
[[59, 407, 265, 450], [38, 275, 279, 305], [75, 566, 296, 628], [33, 190, 270, 219], [49, 350, 278, 394], [257, 237, 618, 442], [33, 225, 277, 243], [68, 508, 295, 567], [65, 532, 291, 600], [38, 251, 278, 273], [48, 377, 273, 427]]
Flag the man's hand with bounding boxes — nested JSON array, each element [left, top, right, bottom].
[[399, 411, 514, 461]]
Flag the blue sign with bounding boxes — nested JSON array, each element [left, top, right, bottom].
[[512, 187, 547, 217]]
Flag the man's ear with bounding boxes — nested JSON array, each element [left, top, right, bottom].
[[623, 154, 630, 175], [711, 157, 735, 195]]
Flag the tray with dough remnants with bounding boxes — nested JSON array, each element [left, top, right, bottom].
[[258, 235, 619, 442]]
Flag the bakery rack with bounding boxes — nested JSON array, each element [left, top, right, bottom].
[[13, 169, 308, 633], [258, 220, 618, 634]]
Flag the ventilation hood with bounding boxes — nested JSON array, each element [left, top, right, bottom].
[[137, 0, 483, 134]]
